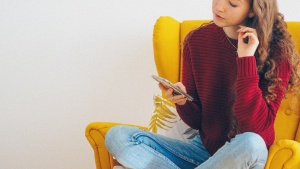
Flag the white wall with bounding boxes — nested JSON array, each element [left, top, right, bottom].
[[0, 0, 299, 169]]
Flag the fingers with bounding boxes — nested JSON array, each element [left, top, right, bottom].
[[241, 32, 258, 44], [168, 93, 187, 105], [236, 25, 259, 57], [168, 93, 187, 101], [174, 82, 187, 93], [159, 82, 187, 105], [158, 83, 168, 91], [165, 87, 173, 98], [237, 26, 258, 43], [165, 88, 187, 105]]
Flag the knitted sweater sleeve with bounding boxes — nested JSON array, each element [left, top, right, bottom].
[[175, 40, 203, 130], [234, 56, 291, 133]]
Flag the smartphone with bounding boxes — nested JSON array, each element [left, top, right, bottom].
[[152, 75, 194, 102]]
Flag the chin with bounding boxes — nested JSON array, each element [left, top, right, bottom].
[[213, 20, 226, 28]]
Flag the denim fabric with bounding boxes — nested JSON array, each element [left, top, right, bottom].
[[105, 126, 267, 169]]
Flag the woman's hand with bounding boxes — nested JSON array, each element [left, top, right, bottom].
[[237, 26, 259, 57], [158, 82, 187, 105]]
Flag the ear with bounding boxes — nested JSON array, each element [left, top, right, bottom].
[[248, 10, 255, 18]]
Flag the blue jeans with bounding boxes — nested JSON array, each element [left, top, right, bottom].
[[105, 126, 268, 169]]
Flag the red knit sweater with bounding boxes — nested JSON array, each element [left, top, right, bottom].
[[176, 23, 292, 155]]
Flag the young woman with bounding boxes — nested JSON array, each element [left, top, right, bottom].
[[105, 0, 299, 168]]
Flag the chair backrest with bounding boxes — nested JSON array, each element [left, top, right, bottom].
[[153, 16, 300, 142]]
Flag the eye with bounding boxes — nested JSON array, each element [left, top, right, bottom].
[[229, 1, 237, 7]]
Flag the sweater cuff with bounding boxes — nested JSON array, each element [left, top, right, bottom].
[[176, 101, 199, 117], [236, 56, 258, 77]]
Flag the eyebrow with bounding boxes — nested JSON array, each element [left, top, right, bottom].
[[233, 0, 244, 5]]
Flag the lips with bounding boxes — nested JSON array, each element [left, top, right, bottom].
[[215, 13, 224, 19]]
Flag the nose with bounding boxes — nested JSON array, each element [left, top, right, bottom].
[[215, 0, 225, 12]]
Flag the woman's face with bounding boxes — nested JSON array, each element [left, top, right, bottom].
[[212, 0, 253, 28]]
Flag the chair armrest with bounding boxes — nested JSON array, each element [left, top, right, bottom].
[[85, 122, 147, 169], [265, 139, 300, 169]]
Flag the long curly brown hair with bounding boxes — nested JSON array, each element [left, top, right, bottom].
[[246, 0, 299, 102], [228, 0, 300, 139]]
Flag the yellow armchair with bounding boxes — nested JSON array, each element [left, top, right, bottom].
[[85, 16, 300, 169]]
